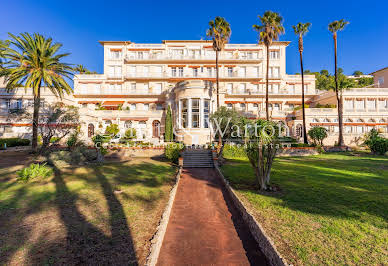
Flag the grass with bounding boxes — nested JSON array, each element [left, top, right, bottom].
[[0, 152, 177, 265], [221, 152, 388, 265]]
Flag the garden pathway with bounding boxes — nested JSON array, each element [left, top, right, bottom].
[[157, 168, 267, 265]]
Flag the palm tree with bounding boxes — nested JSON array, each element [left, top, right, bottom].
[[329, 19, 349, 147], [253, 11, 285, 120], [74, 64, 88, 74], [0, 40, 10, 68], [0, 33, 73, 152], [292, 22, 311, 144], [206, 17, 231, 109]]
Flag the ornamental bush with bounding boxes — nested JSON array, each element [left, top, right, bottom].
[[223, 144, 247, 159], [364, 129, 388, 155], [165, 143, 184, 164], [308, 127, 328, 146]]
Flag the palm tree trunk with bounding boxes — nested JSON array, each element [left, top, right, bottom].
[[265, 44, 270, 120], [216, 50, 220, 109], [32, 82, 42, 152], [333, 35, 344, 146], [300, 51, 308, 144]]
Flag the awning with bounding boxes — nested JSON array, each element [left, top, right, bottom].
[[102, 101, 125, 106], [78, 101, 101, 104]]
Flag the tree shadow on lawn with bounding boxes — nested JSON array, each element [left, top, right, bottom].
[[1, 160, 175, 265], [223, 155, 388, 228]]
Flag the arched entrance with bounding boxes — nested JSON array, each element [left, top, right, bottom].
[[152, 120, 160, 138], [88, 123, 94, 137]]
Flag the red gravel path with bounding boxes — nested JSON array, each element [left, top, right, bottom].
[[157, 168, 268, 265]]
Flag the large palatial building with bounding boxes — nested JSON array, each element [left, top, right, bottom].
[[1, 40, 388, 146]]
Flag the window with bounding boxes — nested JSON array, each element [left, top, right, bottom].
[[240, 103, 246, 109], [269, 84, 279, 93], [323, 118, 330, 122], [378, 99, 387, 109], [181, 99, 188, 128], [178, 67, 184, 77], [5, 99, 10, 109], [268, 103, 273, 110], [273, 103, 280, 111], [108, 66, 122, 78], [207, 67, 213, 77], [193, 68, 198, 77], [269, 67, 280, 78], [254, 66, 260, 77], [289, 85, 295, 94], [253, 84, 260, 94], [304, 84, 308, 94], [192, 98, 200, 128], [378, 76, 384, 86], [130, 83, 136, 93], [226, 83, 233, 94], [124, 121, 132, 129], [227, 103, 233, 109], [128, 66, 136, 77], [171, 67, 177, 77], [288, 104, 294, 109], [312, 118, 320, 123], [269, 50, 280, 59], [238, 67, 246, 77], [155, 66, 163, 76], [204, 99, 210, 128], [16, 99, 23, 109], [227, 67, 233, 77], [143, 83, 149, 94], [144, 104, 149, 111], [345, 126, 352, 133], [355, 99, 365, 109], [253, 103, 259, 108], [153, 83, 162, 94], [109, 84, 122, 94], [238, 83, 247, 94], [143, 66, 149, 77], [105, 120, 112, 126], [27, 99, 34, 107], [130, 103, 136, 110], [110, 50, 122, 60], [345, 99, 354, 109], [367, 99, 376, 110]]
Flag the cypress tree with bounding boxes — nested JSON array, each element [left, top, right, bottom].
[[165, 105, 173, 142]]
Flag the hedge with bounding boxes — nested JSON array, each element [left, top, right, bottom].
[[0, 138, 30, 148]]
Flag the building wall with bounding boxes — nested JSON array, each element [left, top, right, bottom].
[[372, 67, 388, 87]]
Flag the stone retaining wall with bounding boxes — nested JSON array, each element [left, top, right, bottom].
[[214, 165, 288, 266], [278, 147, 319, 157]]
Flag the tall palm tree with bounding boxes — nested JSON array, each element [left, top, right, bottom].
[[74, 64, 88, 74], [253, 11, 285, 120], [206, 16, 231, 109], [329, 19, 349, 147], [0, 33, 73, 152], [292, 22, 311, 144]]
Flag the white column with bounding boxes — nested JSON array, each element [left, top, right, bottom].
[[178, 100, 182, 129], [200, 98, 204, 128], [188, 98, 192, 129]]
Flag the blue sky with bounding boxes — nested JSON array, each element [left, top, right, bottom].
[[1, 0, 387, 76]]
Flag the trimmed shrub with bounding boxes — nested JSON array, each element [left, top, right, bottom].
[[17, 163, 53, 182], [291, 143, 311, 148], [0, 138, 30, 148], [223, 144, 247, 158], [308, 127, 328, 146], [165, 144, 183, 163]]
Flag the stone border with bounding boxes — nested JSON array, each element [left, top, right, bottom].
[[214, 165, 288, 266], [146, 167, 182, 266]]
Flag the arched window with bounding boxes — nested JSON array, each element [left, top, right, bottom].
[[379, 118, 386, 123], [345, 118, 353, 123], [312, 118, 320, 123], [333, 118, 338, 122], [152, 120, 160, 138], [323, 118, 330, 123], [124, 120, 132, 129], [368, 118, 376, 123], [357, 118, 364, 123], [88, 123, 94, 138]]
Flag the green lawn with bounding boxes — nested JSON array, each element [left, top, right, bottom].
[[221, 152, 388, 265], [0, 153, 177, 265]]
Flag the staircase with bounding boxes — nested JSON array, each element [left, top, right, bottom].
[[182, 149, 214, 168]]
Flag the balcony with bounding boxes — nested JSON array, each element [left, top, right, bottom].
[[75, 74, 105, 80], [124, 53, 264, 62]]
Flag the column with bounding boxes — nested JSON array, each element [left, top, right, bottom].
[[200, 98, 204, 128], [178, 100, 182, 129], [188, 98, 192, 129]]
